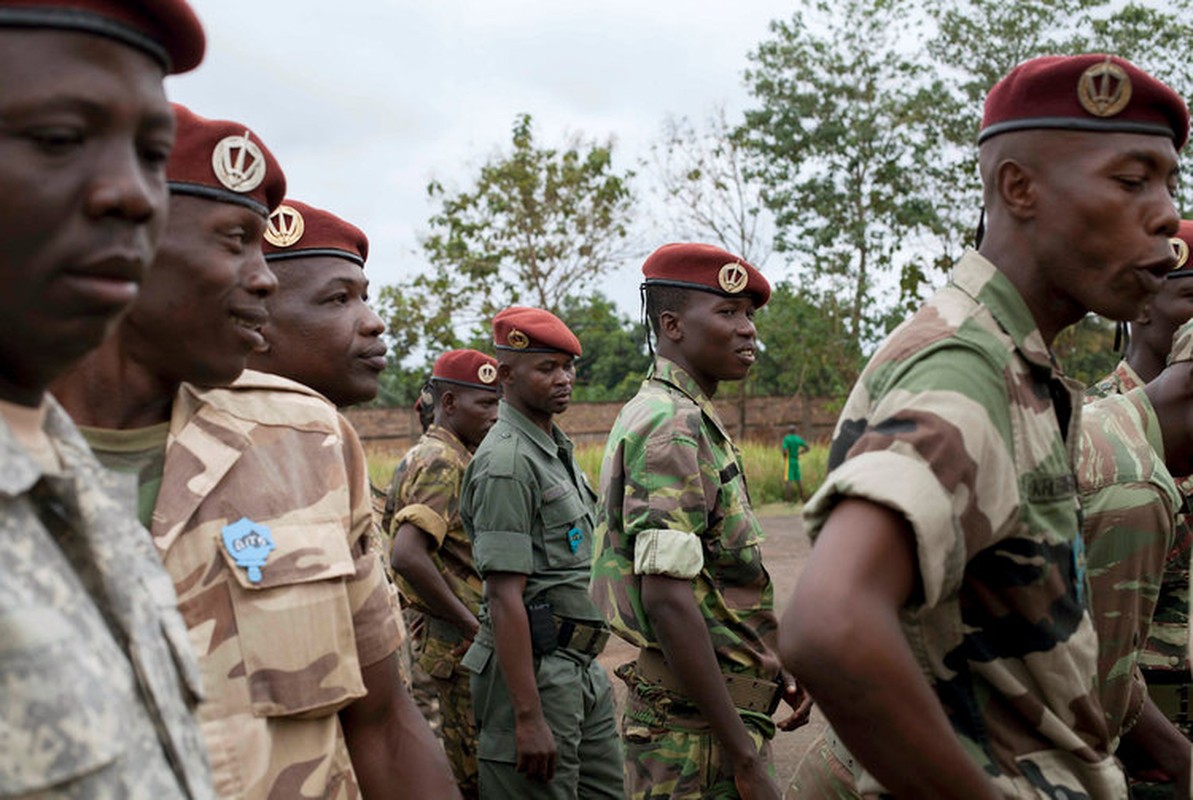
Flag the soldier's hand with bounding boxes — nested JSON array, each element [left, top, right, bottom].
[[514, 710, 557, 782], [733, 756, 782, 800], [775, 671, 814, 732]]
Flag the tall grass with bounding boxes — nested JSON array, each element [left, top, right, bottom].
[[369, 438, 829, 507]]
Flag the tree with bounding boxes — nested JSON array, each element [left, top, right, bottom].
[[739, 0, 941, 346], [558, 293, 651, 403]]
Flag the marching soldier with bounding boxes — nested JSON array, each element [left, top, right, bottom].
[[52, 105, 457, 799]]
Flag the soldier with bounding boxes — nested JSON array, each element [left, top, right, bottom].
[[387, 349, 501, 798], [781, 54, 1185, 798], [52, 105, 458, 799], [590, 243, 812, 800], [459, 306, 624, 799], [1078, 319, 1193, 795], [0, 2, 215, 797]]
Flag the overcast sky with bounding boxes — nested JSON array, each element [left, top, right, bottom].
[[167, 1, 796, 323]]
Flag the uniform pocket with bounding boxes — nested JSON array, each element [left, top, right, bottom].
[[218, 520, 365, 719], [539, 485, 592, 567]]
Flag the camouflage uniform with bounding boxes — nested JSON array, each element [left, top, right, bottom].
[[0, 398, 214, 799], [459, 400, 623, 800], [1077, 389, 1180, 746], [804, 251, 1126, 798], [1088, 360, 1192, 728], [123, 371, 402, 800], [590, 356, 782, 799], [383, 424, 483, 797]]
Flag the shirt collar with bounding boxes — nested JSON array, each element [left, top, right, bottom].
[[426, 423, 469, 458], [498, 400, 571, 457], [951, 250, 1055, 371], [649, 357, 733, 442]]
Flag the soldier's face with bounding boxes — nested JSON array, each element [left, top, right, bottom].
[[1141, 275, 1193, 358], [501, 353, 575, 418], [249, 257, 386, 407], [446, 386, 499, 451], [0, 30, 173, 405], [119, 195, 277, 388], [674, 291, 757, 387], [1032, 131, 1180, 324]]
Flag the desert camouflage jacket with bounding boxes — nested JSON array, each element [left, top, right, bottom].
[[383, 424, 482, 619], [1088, 358, 1191, 673], [0, 398, 213, 799], [152, 371, 402, 800], [590, 357, 779, 683], [1078, 388, 1180, 745], [804, 251, 1125, 799]]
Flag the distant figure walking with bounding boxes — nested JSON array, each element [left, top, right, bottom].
[[782, 425, 810, 503]]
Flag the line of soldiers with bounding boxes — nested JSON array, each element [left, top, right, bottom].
[[6, 2, 1193, 800]]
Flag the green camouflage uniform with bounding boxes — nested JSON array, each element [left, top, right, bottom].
[[383, 424, 482, 798], [85, 371, 404, 800], [590, 357, 781, 799], [459, 400, 623, 800], [1077, 389, 1180, 746], [804, 251, 1125, 798], [0, 398, 214, 799]]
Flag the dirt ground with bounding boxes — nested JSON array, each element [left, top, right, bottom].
[[596, 506, 828, 790]]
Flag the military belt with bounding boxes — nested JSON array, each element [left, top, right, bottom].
[[553, 615, 610, 656], [635, 647, 782, 716], [1142, 667, 1193, 730], [425, 615, 467, 645]]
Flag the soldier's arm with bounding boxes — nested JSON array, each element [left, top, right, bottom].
[[391, 522, 478, 638], [339, 652, 461, 799], [487, 571, 557, 782], [1119, 694, 1191, 793], [643, 574, 781, 799], [782, 498, 1002, 800]]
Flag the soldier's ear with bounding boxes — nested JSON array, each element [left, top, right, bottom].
[[440, 389, 457, 414], [497, 362, 513, 383], [995, 159, 1037, 221], [659, 309, 683, 343]]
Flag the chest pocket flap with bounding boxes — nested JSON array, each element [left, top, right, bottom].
[[540, 484, 592, 566]]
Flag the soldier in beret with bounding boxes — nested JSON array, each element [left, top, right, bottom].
[[782, 53, 1185, 798], [0, 2, 215, 797], [386, 349, 502, 798], [590, 243, 811, 800], [53, 105, 457, 799], [459, 307, 624, 799]]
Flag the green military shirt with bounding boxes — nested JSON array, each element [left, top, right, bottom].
[[384, 424, 483, 617], [591, 357, 779, 682], [461, 399, 603, 641], [805, 251, 1124, 798], [1078, 388, 1180, 746]]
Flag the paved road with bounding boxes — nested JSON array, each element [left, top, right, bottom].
[[596, 508, 828, 792]]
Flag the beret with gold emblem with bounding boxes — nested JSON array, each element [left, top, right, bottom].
[[641, 242, 771, 308], [167, 103, 285, 217], [1166, 220, 1193, 280], [980, 54, 1189, 149], [263, 199, 368, 267], [0, 0, 205, 73], [431, 349, 499, 391], [493, 306, 582, 357]]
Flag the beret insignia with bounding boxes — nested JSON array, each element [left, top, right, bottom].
[[477, 363, 497, 384], [718, 262, 749, 294], [264, 204, 305, 248], [212, 131, 266, 193], [1174, 237, 1190, 270], [1077, 58, 1132, 118], [507, 329, 530, 349]]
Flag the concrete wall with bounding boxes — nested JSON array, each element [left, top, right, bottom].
[[345, 394, 840, 457]]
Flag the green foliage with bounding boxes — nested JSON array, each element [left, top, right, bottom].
[[559, 293, 652, 403], [1053, 314, 1120, 386]]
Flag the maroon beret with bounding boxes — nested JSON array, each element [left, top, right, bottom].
[[0, 0, 205, 73], [431, 349, 499, 391], [493, 306, 582, 358], [641, 242, 771, 308], [167, 104, 286, 218], [980, 54, 1189, 149], [263, 199, 368, 268], [1167, 220, 1193, 279]]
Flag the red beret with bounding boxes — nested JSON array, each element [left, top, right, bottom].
[[431, 349, 499, 391], [1167, 220, 1193, 279], [493, 306, 582, 358], [0, 0, 205, 73], [641, 242, 771, 308], [263, 199, 368, 268], [167, 104, 286, 218], [980, 54, 1189, 149]]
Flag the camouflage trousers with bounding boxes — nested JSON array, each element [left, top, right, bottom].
[[786, 731, 863, 800], [418, 623, 479, 799], [618, 665, 774, 799]]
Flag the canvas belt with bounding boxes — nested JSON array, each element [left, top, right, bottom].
[[824, 726, 860, 779], [553, 615, 610, 656], [635, 647, 782, 715], [1142, 668, 1193, 728]]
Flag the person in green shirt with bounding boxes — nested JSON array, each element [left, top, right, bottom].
[[781, 425, 810, 503]]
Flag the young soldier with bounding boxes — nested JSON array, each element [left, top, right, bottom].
[[591, 243, 811, 800], [52, 105, 457, 800], [387, 349, 501, 798], [0, 3, 214, 797], [782, 54, 1185, 798], [459, 306, 623, 799]]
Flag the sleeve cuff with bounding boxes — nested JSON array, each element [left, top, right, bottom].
[[633, 528, 704, 579], [394, 503, 448, 547], [804, 450, 963, 607], [473, 531, 534, 575]]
